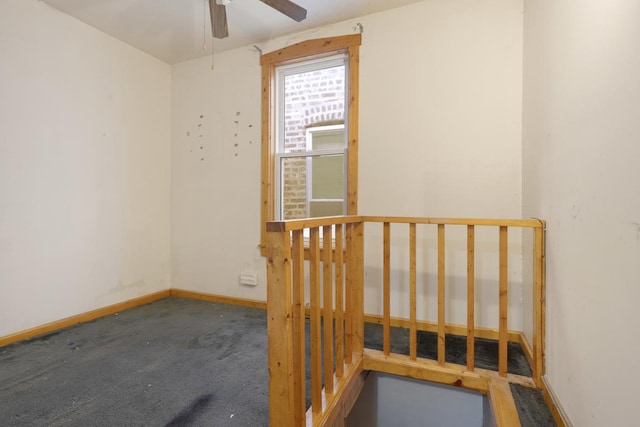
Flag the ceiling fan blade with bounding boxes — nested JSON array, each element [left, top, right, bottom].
[[259, 0, 307, 22], [209, 0, 229, 39]]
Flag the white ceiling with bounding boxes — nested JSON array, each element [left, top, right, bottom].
[[42, 0, 423, 64]]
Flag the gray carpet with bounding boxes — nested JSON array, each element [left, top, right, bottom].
[[363, 323, 532, 376], [511, 383, 557, 427], [0, 298, 269, 427], [0, 297, 555, 426]]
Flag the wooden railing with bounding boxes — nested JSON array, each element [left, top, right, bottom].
[[266, 216, 545, 427]]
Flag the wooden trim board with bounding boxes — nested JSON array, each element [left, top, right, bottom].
[[169, 288, 267, 310], [541, 375, 573, 427], [519, 332, 535, 369], [0, 290, 170, 347]]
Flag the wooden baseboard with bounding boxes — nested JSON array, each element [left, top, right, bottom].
[[541, 375, 572, 427], [169, 288, 267, 310], [0, 290, 170, 347], [519, 332, 534, 369]]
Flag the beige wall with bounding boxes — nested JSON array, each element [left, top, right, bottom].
[[357, 0, 523, 328], [171, 0, 524, 328], [170, 47, 264, 300], [0, 0, 171, 337], [1, 0, 526, 351], [523, 0, 640, 424], [4, 0, 636, 422]]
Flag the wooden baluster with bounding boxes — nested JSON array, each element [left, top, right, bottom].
[[437, 224, 446, 365], [499, 226, 508, 377], [467, 225, 475, 371], [352, 221, 365, 355], [409, 223, 417, 361], [322, 225, 334, 395], [266, 230, 294, 426], [291, 229, 305, 423], [533, 225, 545, 386], [383, 222, 391, 356], [345, 223, 353, 363], [335, 224, 345, 378], [309, 227, 322, 412]]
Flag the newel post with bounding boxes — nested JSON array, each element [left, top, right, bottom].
[[266, 228, 295, 426], [533, 223, 546, 387], [351, 221, 365, 355]]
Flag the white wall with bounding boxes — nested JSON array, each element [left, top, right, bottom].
[[5, 0, 633, 421], [0, 0, 171, 337], [522, 0, 640, 425], [171, 48, 264, 299], [358, 0, 522, 220], [171, 0, 524, 329], [356, 0, 524, 328]]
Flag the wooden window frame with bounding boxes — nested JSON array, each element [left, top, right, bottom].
[[260, 34, 361, 255]]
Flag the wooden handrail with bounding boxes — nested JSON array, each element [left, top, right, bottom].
[[266, 215, 363, 232], [363, 216, 544, 228], [266, 215, 544, 426], [266, 215, 545, 232]]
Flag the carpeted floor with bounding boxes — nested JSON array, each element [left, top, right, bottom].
[[0, 298, 269, 427], [363, 323, 532, 376], [0, 297, 555, 426]]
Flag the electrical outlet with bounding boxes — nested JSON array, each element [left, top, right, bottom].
[[239, 272, 258, 286]]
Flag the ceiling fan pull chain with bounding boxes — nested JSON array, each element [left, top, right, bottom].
[[211, 40, 215, 70], [202, 0, 208, 51]]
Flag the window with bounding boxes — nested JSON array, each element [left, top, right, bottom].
[[275, 55, 347, 220], [260, 35, 361, 253], [304, 124, 345, 218]]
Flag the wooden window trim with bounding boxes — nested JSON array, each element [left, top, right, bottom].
[[260, 34, 361, 256]]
